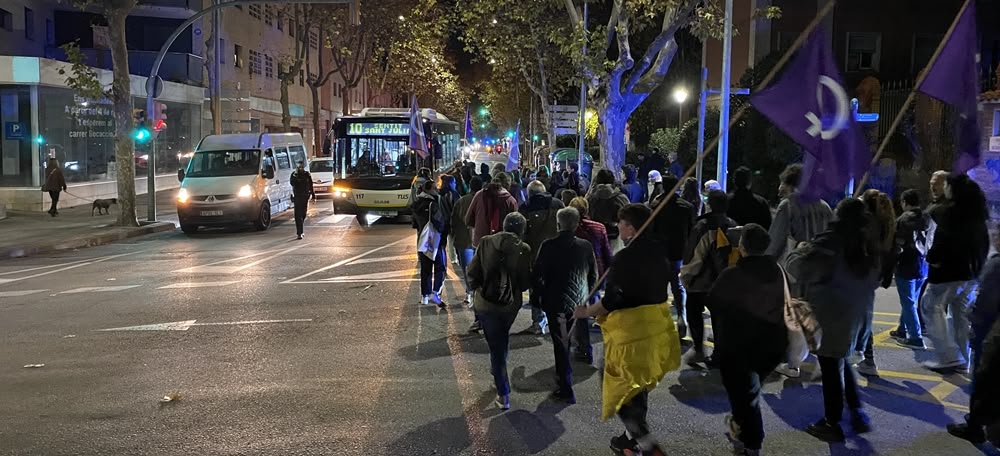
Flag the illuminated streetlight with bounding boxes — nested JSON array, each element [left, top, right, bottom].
[[479, 107, 488, 117], [672, 86, 689, 126], [398, 15, 405, 21], [489, 58, 496, 64], [491, 18, 498, 24]]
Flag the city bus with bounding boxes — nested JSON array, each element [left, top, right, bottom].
[[328, 108, 460, 222]]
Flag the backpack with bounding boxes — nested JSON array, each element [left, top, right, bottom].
[[482, 248, 517, 307], [699, 226, 743, 284]]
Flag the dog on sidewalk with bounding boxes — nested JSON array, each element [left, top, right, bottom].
[[92, 198, 117, 216]]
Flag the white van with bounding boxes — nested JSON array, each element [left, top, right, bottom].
[[176, 133, 308, 234]]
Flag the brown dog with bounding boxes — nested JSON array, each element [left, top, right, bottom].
[[92, 198, 117, 215]]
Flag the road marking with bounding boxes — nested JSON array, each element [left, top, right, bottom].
[[857, 377, 969, 413], [97, 318, 313, 332], [0, 289, 48, 297], [877, 369, 965, 383], [173, 244, 308, 274], [59, 285, 142, 294], [927, 382, 961, 401], [874, 311, 902, 318], [445, 290, 489, 451], [345, 254, 415, 266], [0, 257, 96, 276], [281, 237, 410, 284], [317, 214, 353, 224], [157, 281, 239, 289], [321, 268, 418, 282], [0, 253, 138, 286]]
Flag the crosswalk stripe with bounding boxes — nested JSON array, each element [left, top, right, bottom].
[[317, 214, 353, 224], [158, 281, 240, 289], [59, 285, 142, 294], [0, 289, 48, 297]]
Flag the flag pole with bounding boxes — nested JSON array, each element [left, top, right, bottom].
[[574, 0, 838, 309], [851, 0, 974, 197]]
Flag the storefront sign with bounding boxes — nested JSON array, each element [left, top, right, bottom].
[[346, 122, 409, 137], [4, 122, 26, 139]]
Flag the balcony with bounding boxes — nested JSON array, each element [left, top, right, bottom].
[[46, 47, 204, 86]]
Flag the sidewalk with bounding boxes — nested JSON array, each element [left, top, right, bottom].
[[0, 191, 178, 259]]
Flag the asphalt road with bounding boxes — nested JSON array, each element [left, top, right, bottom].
[[0, 200, 995, 456]]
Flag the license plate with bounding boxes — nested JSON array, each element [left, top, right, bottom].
[[371, 210, 397, 217], [200, 210, 223, 216]]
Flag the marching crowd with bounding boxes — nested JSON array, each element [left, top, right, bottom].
[[407, 153, 1000, 456]]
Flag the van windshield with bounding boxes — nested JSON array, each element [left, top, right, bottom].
[[186, 150, 261, 178], [309, 160, 335, 173]]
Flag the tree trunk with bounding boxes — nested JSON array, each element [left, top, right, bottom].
[[280, 77, 292, 131], [342, 86, 352, 115], [108, 9, 138, 227], [598, 102, 628, 176], [310, 83, 322, 156]]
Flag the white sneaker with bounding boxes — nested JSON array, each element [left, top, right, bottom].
[[775, 363, 801, 378], [421, 295, 430, 306], [856, 360, 879, 377], [465, 292, 473, 307]]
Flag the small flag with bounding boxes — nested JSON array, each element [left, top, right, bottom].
[[464, 106, 473, 141], [506, 121, 520, 172], [409, 95, 428, 159], [751, 26, 869, 201], [917, 0, 980, 174]]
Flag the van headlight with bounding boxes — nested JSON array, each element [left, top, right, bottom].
[[238, 185, 253, 198], [177, 188, 190, 204]]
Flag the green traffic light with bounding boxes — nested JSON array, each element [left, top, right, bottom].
[[532, 135, 539, 141], [479, 107, 488, 116], [134, 123, 151, 143], [480, 123, 486, 129], [34, 135, 45, 145]]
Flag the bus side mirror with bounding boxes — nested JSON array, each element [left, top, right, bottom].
[[177, 169, 185, 182], [263, 165, 275, 179]]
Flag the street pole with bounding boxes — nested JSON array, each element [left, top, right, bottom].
[[716, 0, 733, 192], [577, 1, 588, 170], [213, 0, 222, 135], [696, 66, 707, 189], [144, 0, 355, 222]]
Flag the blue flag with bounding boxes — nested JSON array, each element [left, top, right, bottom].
[[751, 26, 869, 201], [506, 121, 520, 172], [917, 0, 980, 173], [409, 95, 428, 159], [464, 106, 473, 141]]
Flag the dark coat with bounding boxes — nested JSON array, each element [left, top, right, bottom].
[[786, 230, 880, 359], [681, 212, 738, 293], [451, 193, 476, 250], [411, 192, 444, 234], [971, 254, 1000, 346], [467, 232, 533, 315], [650, 194, 695, 262], [519, 193, 564, 258], [727, 188, 773, 230], [465, 185, 518, 247], [587, 184, 630, 240], [532, 231, 598, 314], [927, 204, 990, 284], [971, 317, 1000, 423], [709, 255, 787, 366], [290, 168, 313, 200], [42, 167, 67, 192], [602, 234, 672, 311], [893, 208, 931, 280]]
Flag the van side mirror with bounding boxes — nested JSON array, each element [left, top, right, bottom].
[[264, 165, 275, 179], [177, 169, 185, 182]]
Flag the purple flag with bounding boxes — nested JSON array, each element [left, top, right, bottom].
[[464, 106, 474, 141], [409, 95, 428, 159], [917, 1, 980, 173], [506, 121, 520, 172], [751, 26, 869, 201]]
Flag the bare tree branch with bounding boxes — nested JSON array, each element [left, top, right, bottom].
[[562, 0, 580, 26], [623, 1, 697, 95], [607, 6, 633, 97]]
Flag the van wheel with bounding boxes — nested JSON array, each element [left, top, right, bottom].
[[255, 202, 271, 231], [180, 224, 198, 235]]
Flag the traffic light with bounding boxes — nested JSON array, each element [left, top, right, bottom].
[[134, 122, 151, 143], [152, 102, 168, 132], [532, 134, 539, 141], [34, 135, 45, 145]]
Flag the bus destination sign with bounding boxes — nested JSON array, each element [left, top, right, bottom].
[[346, 122, 409, 137]]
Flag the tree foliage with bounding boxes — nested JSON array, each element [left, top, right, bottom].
[[649, 127, 681, 154]]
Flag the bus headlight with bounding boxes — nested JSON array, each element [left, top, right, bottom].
[[332, 186, 350, 198], [177, 188, 190, 204], [238, 185, 253, 198]]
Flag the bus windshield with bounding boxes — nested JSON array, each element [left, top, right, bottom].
[[343, 137, 418, 177], [186, 150, 261, 178]]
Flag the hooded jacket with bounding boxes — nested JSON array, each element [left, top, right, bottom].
[[893, 208, 932, 280], [532, 231, 598, 314], [708, 255, 787, 365], [587, 184, 630, 240], [623, 168, 644, 203], [465, 185, 518, 247], [926, 204, 990, 284], [467, 231, 533, 315], [411, 191, 445, 235], [519, 192, 564, 258]]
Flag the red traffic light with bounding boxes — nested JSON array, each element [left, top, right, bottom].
[[153, 119, 167, 132]]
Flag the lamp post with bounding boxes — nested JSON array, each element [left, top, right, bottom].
[[672, 87, 689, 127]]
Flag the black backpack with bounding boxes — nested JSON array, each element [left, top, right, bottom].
[[482, 249, 517, 307]]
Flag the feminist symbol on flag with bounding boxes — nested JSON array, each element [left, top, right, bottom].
[[804, 76, 851, 140]]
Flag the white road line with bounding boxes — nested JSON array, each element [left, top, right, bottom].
[[345, 254, 416, 266], [281, 237, 411, 284], [0, 257, 96, 276], [321, 268, 418, 282], [0, 289, 48, 297], [157, 281, 240, 289], [173, 244, 309, 274], [317, 214, 353, 224], [0, 253, 139, 287], [59, 285, 142, 294]]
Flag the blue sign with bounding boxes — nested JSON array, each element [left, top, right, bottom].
[[5, 122, 27, 139]]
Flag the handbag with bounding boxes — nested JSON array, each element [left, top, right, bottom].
[[417, 203, 441, 261], [779, 265, 822, 359]]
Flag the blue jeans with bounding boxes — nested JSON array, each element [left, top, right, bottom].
[[479, 311, 518, 396], [895, 277, 925, 340], [920, 280, 978, 366], [669, 260, 686, 332], [456, 247, 475, 295], [419, 239, 447, 297]]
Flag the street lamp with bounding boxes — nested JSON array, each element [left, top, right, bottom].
[[672, 87, 689, 127]]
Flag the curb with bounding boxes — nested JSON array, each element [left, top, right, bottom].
[[0, 221, 176, 259]]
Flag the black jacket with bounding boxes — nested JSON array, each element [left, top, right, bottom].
[[290, 169, 313, 200], [708, 255, 787, 366], [681, 212, 739, 293], [587, 184, 630, 240], [519, 193, 564, 258], [602, 234, 672, 312], [927, 205, 990, 284], [532, 231, 598, 314], [411, 192, 445, 235], [650, 195, 695, 262], [972, 316, 1000, 423], [894, 208, 931, 280], [727, 188, 772, 229]]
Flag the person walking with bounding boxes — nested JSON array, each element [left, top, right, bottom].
[[465, 172, 518, 248], [532, 207, 598, 404], [413, 180, 448, 307], [409, 167, 431, 210], [573, 203, 679, 456], [681, 177, 703, 215], [453, 176, 483, 307], [566, 163, 584, 195], [588, 169, 631, 253], [727, 166, 772, 229], [42, 158, 67, 217], [509, 169, 526, 208], [787, 198, 879, 443], [710, 223, 787, 456], [926, 170, 950, 224], [289, 160, 314, 240], [667, 152, 684, 180], [567, 197, 614, 364], [650, 173, 695, 338], [466, 212, 533, 410], [559, 189, 577, 207], [622, 165, 644, 203], [647, 170, 665, 204], [890, 189, 931, 350], [478, 163, 493, 185], [921, 174, 991, 373], [853, 189, 896, 377], [681, 190, 738, 367], [520, 180, 565, 336], [439, 174, 462, 275]]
